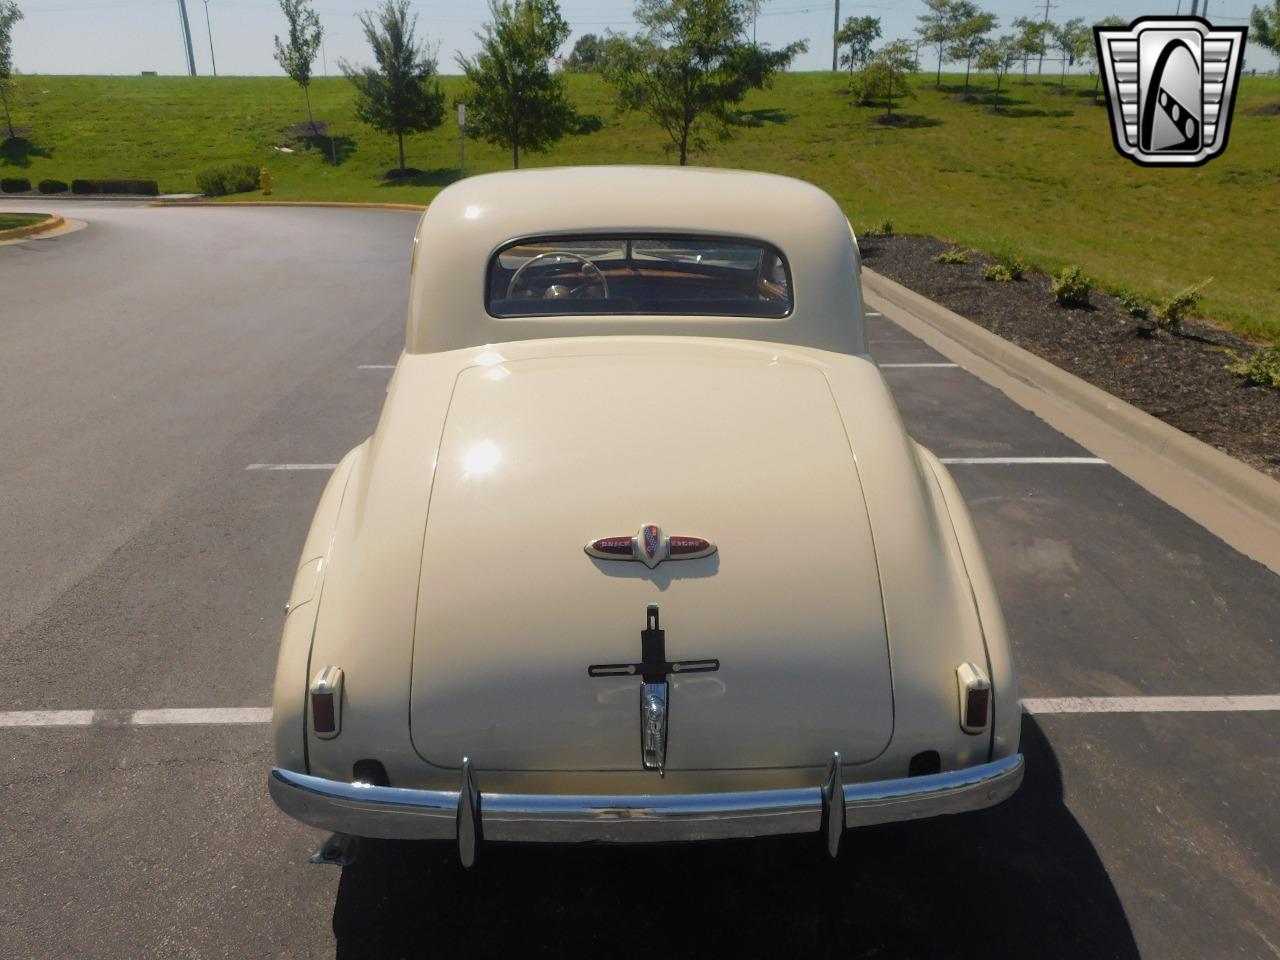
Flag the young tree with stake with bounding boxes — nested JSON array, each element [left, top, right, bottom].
[[455, 0, 576, 170], [274, 0, 324, 133], [836, 15, 881, 77], [863, 39, 916, 121], [0, 0, 22, 140], [341, 0, 446, 174], [947, 5, 997, 96], [976, 34, 1018, 104], [1011, 16, 1048, 83], [602, 0, 805, 166], [1051, 18, 1089, 88], [917, 0, 955, 88]]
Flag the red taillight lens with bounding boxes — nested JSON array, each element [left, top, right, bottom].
[[311, 691, 337, 734], [956, 662, 991, 734], [965, 687, 990, 730], [309, 665, 344, 739]]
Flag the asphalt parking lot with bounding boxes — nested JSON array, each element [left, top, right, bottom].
[[3, 202, 1279, 959]]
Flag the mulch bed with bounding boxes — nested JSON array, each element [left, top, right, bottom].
[[859, 235, 1280, 479], [283, 120, 332, 139]]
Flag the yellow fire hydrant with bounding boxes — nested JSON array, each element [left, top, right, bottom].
[[259, 167, 272, 196]]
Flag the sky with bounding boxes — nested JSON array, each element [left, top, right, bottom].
[[9, 0, 1278, 77]]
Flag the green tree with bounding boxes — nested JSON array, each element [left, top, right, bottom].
[[976, 34, 1018, 102], [1051, 17, 1089, 88], [836, 15, 881, 77], [1091, 15, 1126, 101], [947, 6, 997, 94], [1011, 16, 1049, 82], [0, 0, 22, 139], [567, 31, 603, 70], [341, 0, 446, 173], [602, 0, 806, 165], [1250, 1, 1279, 53], [456, 0, 575, 169], [917, 0, 955, 88], [863, 39, 917, 120], [273, 0, 323, 132]]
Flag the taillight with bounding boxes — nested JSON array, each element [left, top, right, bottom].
[[310, 665, 344, 739], [956, 662, 991, 734]]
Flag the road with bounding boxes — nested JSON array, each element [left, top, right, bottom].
[[2, 201, 1278, 959]]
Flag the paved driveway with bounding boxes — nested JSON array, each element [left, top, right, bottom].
[[2, 202, 1277, 958]]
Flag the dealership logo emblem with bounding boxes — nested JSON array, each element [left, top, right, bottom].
[[585, 524, 717, 569], [1095, 17, 1247, 166]]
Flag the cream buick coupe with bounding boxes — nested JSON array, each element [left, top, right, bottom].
[[268, 166, 1023, 866]]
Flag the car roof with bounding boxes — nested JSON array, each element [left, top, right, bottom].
[[406, 166, 866, 356]]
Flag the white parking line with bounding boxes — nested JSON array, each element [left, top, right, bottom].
[[6, 697, 1280, 729], [1022, 695, 1280, 714], [245, 463, 338, 471], [940, 456, 1108, 465], [879, 362, 960, 368], [358, 364, 395, 370], [0, 708, 272, 728]]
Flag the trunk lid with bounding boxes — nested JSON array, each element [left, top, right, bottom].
[[410, 349, 893, 771]]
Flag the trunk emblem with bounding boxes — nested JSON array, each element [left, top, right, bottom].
[[586, 524, 716, 569], [588, 605, 720, 775]]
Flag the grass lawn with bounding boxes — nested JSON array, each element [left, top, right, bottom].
[[2, 71, 1278, 338], [0, 212, 46, 230]]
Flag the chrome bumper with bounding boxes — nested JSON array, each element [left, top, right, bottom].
[[269, 753, 1023, 864]]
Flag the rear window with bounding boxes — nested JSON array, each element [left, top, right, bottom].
[[487, 236, 792, 318]]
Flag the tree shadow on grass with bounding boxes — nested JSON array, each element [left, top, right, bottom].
[[1, 137, 53, 168], [995, 106, 1076, 119], [330, 717, 1138, 960], [573, 113, 605, 135], [737, 107, 795, 127], [295, 132, 357, 166], [376, 167, 462, 189], [869, 112, 943, 129]]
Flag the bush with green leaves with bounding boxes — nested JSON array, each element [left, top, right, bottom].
[[38, 178, 69, 193], [1154, 278, 1211, 333], [196, 164, 260, 197], [984, 252, 1025, 281], [933, 246, 971, 265], [1114, 290, 1150, 320], [1, 176, 30, 192], [1226, 346, 1280, 388], [862, 219, 893, 238], [1050, 265, 1091, 307]]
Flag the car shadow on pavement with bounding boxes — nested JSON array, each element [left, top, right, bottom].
[[330, 716, 1137, 959]]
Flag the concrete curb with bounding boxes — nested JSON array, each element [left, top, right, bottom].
[[863, 267, 1280, 575], [0, 213, 67, 241], [151, 199, 426, 212]]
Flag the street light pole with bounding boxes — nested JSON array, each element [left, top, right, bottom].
[[176, 0, 197, 76], [203, 0, 217, 76], [832, 0, 840, 71]]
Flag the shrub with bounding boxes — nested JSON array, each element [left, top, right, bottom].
[[71, 179, 160, 196], [862, 219, 893, 238], [195, 164, 260, 197], [38, 179, 69, 194], [933, 246, 971, 265], [1226, 346, 1280, 388], [1154, 278, 1212, 334], [985, 252, 1026, 282], [1114, 290, 1150, 320], [1051, 265, 1091, 307], [1, 177, 32, 192]]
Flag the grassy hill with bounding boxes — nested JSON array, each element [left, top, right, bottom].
[[3, 71, 1278, 339]]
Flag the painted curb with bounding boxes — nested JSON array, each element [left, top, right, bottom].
[[151, 199, 426, 212], [863, 266, 1280, 571], [0, 213, 67, 240]]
